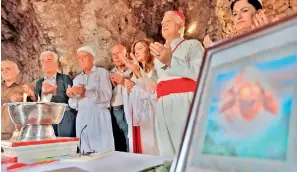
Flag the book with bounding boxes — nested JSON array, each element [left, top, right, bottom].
[[1, 154, 17, 164], [3, 141, 78, 156], [1, 137, 79, 147]]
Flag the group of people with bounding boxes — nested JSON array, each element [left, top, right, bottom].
[[2, 0, 275, 157]]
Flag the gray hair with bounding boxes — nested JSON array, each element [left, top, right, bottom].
[[163, 11, 185, 38], [40, 51, 59, 62], [164, 11, 183, 25], [1, 60, 20, 74]]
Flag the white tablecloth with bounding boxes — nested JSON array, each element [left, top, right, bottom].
[[6, 151, 171, 172]]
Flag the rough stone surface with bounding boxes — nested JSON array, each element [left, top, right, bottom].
[[1, 0, 46, 83], [1, 0, 296, 83]]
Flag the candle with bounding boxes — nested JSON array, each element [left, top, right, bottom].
[[23, 93, 28, 102]]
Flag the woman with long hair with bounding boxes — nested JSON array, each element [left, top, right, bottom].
[[121, 39, 159, 155]]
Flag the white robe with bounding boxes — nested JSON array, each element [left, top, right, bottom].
[[69, 66, 115, 153], [123, 69, 159, 155], [154, 38, 205, 157]]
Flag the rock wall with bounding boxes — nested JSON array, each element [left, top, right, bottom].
[[1, 0, 46, 83], [1, 0, 296, 83]]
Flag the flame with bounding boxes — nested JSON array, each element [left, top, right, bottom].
[[187, 22, 197, 34], [23, 93, 28, 102]]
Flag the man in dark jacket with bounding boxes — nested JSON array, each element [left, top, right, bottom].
[[23, 51, 76, 137]]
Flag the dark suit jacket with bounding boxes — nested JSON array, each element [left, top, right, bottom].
[[35, 73, 76, 137], [35, 73, 72, 104]]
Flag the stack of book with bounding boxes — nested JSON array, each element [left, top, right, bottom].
[[1, 137, 79, 164]]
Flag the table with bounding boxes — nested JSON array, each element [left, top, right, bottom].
[[5, 151, 171, 172]]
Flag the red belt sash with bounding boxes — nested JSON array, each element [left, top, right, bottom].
[[132, 108, 142, 154], [156, 78, 196, 99]]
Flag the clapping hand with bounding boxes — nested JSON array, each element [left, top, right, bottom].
[[203, 34, 214, 47], [149, 42, 172, 66], [9, 93, 23, 102], [72, 84, 86, 99], [42, 82, 57, 95], [109, 73, 125, 85], [118, 52, 140, 74], [21, 84, 36, 101], [124, 79, 135, 94], [126, 53, 140, 73], [22, 85, 34, 97], [252, 10, 270, 29], [66, 85, 75, 98]]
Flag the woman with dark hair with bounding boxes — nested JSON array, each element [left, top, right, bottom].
[[231, 0, 268, 34], [121, 39, 159, 156], [204, 0, 274, 46]]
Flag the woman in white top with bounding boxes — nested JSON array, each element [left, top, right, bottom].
[[122, 39, 159, 156]]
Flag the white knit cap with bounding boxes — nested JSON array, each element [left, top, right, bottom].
[[77, 45, 96, 57]]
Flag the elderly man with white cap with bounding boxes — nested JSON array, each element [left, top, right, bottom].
[[67, 45, 114, 154], [149, 11, 205, 156]]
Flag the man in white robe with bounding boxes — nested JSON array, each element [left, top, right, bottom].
[[149, 11, 205, 156], [67, 46, 114, 153]]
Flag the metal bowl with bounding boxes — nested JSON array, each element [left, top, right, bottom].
[[18, 125, 56, 141], [4, 102, 68, 126]]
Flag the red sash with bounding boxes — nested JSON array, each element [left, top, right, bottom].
[[132, 108, 142, 154], [156, 78, 196, 99]]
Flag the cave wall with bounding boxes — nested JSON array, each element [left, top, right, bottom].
[[1, 0, 296, 83], [1, 0, 46, 83]]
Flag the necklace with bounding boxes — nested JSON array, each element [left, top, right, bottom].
[[161, 39, 186, 70], [171, 39, 185, 54]]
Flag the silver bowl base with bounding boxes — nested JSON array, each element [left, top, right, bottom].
[[17, 124, 56, 141]]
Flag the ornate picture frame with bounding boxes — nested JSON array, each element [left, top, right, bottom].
[[171, 14, 297, 172]]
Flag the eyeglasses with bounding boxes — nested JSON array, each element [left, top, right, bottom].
[[77, 55, 90, 61]]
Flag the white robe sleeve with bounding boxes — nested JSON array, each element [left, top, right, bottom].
[[166, 40, 205, 81], [85, 69, 112, 104], [132, 69, 158, 94], [68, 76, 80, 110], [129, 85, 157, 125], [129, 86, 148, 125], [122, 87, 134, 152], [123, 88, 132, 125]]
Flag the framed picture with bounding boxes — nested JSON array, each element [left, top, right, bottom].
[[171, 14, 297, 172]]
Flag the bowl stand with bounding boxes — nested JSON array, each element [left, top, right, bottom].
[[17, 124, 56, 141]]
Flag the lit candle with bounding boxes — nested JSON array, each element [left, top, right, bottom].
[[23, 93, 28, 102]]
